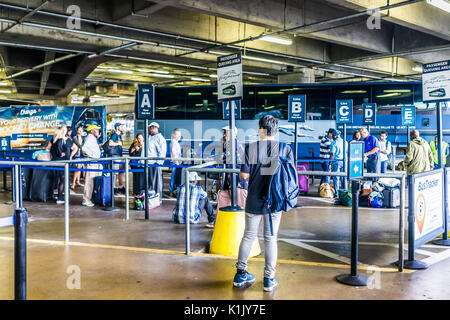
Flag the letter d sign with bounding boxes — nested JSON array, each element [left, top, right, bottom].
[[362, 103, 377, 125]]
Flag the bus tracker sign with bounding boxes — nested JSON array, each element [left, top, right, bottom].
[[410, 169, 445, 247]]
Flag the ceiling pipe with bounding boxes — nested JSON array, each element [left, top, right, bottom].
[[178, 0, 424, 55], [0, 0, 428, 79], [88, 42, 141, 58], [1, 0, 52, 33], [5, 53, 80, 80]]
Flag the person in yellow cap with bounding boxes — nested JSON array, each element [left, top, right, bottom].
[[430, 135, 449, 169], [81, 124, 102, 207]]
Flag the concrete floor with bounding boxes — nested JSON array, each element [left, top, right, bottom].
[[0, 177, 449, 300]]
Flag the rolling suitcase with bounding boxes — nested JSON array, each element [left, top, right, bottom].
[[93, 174, 111, 206], [383, 187, 400, 208], [297, 163, 310, 194]]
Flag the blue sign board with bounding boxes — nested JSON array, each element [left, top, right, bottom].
[[362, 103, 377, 125], [135, 85, 155, 120], [402, 106, 416, 126], [0, 137, 10, 152], [223, 100, 241, 120], [336, 99, 353, 124], [348, 142, 364, 180], [288, 95, 306, 122]]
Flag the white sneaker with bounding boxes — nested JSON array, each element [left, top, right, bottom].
[[56, 200, 65, 204], [82, 201, 95, 207]]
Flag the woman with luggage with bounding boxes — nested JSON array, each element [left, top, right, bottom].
[[129, 133, 145, 195], [71, 125, 86, 189], [51, 126, 72, 204]]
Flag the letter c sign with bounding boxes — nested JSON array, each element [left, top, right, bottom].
[[336, 100, 353, 124]]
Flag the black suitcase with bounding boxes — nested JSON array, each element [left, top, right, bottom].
[[383, 187, 400, 208]]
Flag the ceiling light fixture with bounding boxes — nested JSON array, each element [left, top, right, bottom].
[[191, 77, 209, 82], [260, 35, 293, 45], [412, 65, 423, 73], [151, 73, 174, 78], [108, 69, 134, 74], [0, 89, 11, 94], [426, 0, 450, 13]]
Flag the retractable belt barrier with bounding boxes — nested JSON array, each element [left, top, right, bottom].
[[0, 156, 215, 244]]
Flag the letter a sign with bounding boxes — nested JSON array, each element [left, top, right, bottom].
[[288, 95, 306, 122], [135, 84, 155, 120]]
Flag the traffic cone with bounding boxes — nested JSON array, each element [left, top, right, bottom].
[[209, 206, 261, 257]]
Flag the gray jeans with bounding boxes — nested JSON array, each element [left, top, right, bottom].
[[236, 212, 282, 279]]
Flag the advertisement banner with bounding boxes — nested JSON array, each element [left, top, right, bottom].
[[217, 52, 243, 102], [0, 106, 106, 149], [412, 170, 444, 245], [423, 60, 450, 103]]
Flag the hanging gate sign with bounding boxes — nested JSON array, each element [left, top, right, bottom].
[[362, 103, 377, 126], [135, 85, 155, 120], [336, 100, 353, 124], [288, 95, 306, 122]]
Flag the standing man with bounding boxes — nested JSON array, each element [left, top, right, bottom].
[[233, 115, 295, 292], [430, 135, 449, 169], [360, 127, 381, 180], [319, 129, 333, 185], [329, 129, 344, 197], [379, 131, 392, 174], [169, 128, 182, 197], [217, 125, 248, 211], [398, 130, 434, 174], [147, 122, 167, 203], [81, 124, 102, 207], [107, 122, 125, 194]]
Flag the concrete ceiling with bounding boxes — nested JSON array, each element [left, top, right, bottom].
[[0, 0, 446, 103]]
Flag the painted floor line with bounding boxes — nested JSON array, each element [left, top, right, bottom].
[[280, 238, 353, 265], [0, 236, 408, 273], [277, 238, 439, 257], [421, 249, 450, 267]]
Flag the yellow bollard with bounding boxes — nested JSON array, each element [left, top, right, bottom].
[[209, 207, 261, 257]]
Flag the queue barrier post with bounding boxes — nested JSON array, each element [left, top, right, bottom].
[[64, 163, 70, 244], [125, 158, 130, 221], [14, 207, 28, 300], [185, 168, 190, 255]]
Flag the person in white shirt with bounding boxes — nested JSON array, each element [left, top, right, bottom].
[[169, 128, 182, 197], [147, 122, 167, 202], [379, 131, 392, 174], [81, 124, 102, 207]]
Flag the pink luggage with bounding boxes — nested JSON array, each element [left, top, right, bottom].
[[297, 163, 310, 194]]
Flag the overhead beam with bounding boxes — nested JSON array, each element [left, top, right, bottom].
[[39, 51, 55, 95]]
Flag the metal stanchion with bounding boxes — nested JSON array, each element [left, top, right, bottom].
[[14, 164, 20, 209], [336, 180, 370, 286], [398, 174, 406, 272], [14, 207, 28, 300], [64, 163, 70, 244], [103, 159, 119, 212], [125, 158, 130, 220], [185, 168, 190, 255], [18, 165, 22, 208], [144, 120, 149, 220]]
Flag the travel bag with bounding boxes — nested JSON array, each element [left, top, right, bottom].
[[383, 187, 400, 208], [93, 174, 112, 206], [297, 163, 310, 193]]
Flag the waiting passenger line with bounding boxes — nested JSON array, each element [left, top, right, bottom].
[[0, 236, 409, 273]]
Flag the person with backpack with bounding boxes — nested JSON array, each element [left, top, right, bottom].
[[104, 122, 125, 194], [81, 124, 102, 207], [233, 115, 298, 292], [379, 131, 392, 174]]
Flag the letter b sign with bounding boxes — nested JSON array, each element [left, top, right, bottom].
[[289, 95, 306, 122]]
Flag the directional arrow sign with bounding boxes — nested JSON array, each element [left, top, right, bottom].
[[349, 142, 364, 180]]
